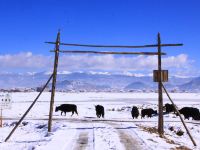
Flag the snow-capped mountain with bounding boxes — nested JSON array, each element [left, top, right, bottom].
[[178, 77, 200, 92], [0, 71, 197, 92]]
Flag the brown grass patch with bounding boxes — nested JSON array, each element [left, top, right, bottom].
[[137, 124, 177, 145], [138, 125, 158, 134], [136, 125, 193, 150], [170, 146, 192, 150]]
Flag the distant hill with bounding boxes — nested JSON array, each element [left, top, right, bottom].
[[56, 80, 110, 91], [125, 82, 150, 90], [179, 77, 200, 91]]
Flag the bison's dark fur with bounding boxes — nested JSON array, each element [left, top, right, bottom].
[[141, 108, 157, 118], [178, 107, 200, 120], [131, 106, 139, 119], [164, 103, 175, 114], [95, 105, 104, 118], [55, 104, 78, 116]]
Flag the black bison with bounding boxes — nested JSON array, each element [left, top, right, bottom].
[[95, 105, 104, 118], [141, 108, 157, 118], [164, 103, 176, 114], [55, 104, 78, 116], [131, 106, 139, 119], [178, 107, 200, 120]]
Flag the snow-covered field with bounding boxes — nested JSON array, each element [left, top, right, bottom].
[[0, 92, 200, 150]]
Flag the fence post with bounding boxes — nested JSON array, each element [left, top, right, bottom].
[[48, 30, 60, 132], [157, 33, 164, 136], [0, 109, 2, 127]]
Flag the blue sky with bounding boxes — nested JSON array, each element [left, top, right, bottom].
[[0, 0, 199, 76]]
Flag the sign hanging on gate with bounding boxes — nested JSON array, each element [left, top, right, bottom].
[[0, 93, 12, 110], [153, 70, 168, 82]]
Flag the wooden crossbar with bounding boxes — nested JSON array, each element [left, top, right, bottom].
[[50, 50, 166, 55], [46, 42, 183, 48]]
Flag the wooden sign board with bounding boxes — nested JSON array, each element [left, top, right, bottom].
[[0, 94, 12, 110], [153, 70, 168, 82], [0, 93, 12, 127]]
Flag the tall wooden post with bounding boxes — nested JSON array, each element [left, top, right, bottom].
[[157, 32, 164, 136], [48, 31, 60, 132], [0, 109, 2, 127]]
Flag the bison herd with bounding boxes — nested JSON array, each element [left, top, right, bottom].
[[163, 103, 200, 120], [55, 103, 200, 120], [55, 104, 105, 118]]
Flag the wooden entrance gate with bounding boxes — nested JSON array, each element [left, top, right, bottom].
[[5, 31, 196, 146]]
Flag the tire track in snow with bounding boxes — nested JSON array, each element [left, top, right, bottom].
[[93, 123, 124, 150], [118, 130, 142, 150], [73, 132, 89, 150], [68, 123, 123, 150], [107, 123, 149, 150], [68, 126, 94, 150]]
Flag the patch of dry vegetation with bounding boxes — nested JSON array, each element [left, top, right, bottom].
[[170, 146, 192, 150], [136, 124, 177, 145]]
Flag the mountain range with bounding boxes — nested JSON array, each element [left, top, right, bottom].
[[0, 71, 199, 92]]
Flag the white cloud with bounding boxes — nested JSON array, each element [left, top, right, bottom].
[[0, 52, 52, 69], [162, 54, 191, 68], [0, 52, 196, 76]]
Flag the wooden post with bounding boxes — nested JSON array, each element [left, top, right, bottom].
[[161, 83, 197, 146], [5, 74, 53, 142], [157, 33, 164, 136], [0, 109, 2, 127], [48, 30, 60, 132]]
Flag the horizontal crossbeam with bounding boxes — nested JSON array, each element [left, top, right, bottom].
[[50, 50, 166, 55], [46, 42, 183, 48]]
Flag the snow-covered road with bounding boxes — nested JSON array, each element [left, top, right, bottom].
[[32, 121, 147, 150]]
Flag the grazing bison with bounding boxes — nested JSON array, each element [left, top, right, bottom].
[[95, 105, 104, 118], [131, 106, 139, 119], [178, 107, 200, 120], [55, 104, 78, 116], [164, 103, 175, 114], [141, 108, 157, 118]]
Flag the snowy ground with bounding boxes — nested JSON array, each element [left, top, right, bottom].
[[0, 92, 200, 150]]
